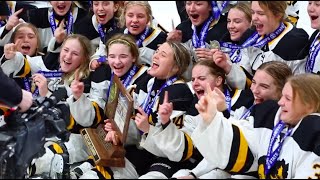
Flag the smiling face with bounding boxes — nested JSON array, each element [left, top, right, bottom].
[[93, 1, 118, 25], [227, 8, 251, 41], [13, 26, 38, 56], [50, 1, 72, 16], [148, 42, 178, 79], [251, 1, 281, 35], [108, 43, 135, 77], [59, 39, 83, 73], [191, 64, 222, 99], [278, 82, 313, 125], [125, 4, 149, 35], [250, 69, 280, 104], [307, 1, 320, 29], [185, 1, 212, 26]]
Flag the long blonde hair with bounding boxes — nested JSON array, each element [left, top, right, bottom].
[[119, 1, 153, 28], [61, 34, 93, 85]]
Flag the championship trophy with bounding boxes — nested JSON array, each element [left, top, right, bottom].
[[81, 74, 133, 167]]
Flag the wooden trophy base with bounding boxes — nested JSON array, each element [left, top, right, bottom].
[[81, 124, 126, 167]]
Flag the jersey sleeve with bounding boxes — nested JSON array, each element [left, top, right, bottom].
[[192, 112, 258, 174]]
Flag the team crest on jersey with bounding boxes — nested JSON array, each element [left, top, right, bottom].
[[258, 156, 289, 179]]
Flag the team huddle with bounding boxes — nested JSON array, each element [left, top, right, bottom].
[[0, 1, 319, 179]]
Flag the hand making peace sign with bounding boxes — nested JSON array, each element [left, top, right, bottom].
[[55, 19, 67, 44]]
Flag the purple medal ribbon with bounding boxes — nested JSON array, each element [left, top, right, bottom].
[[23, 77, 32, 92], [192, 16, 214, 48], [97, 23, 108, 63], [211, 1, 228, 20], [0, 21, 6, 28], [253, 22, 286, 49], [106, 65, 138, 103], [239, 104, 255, 120], [306, 34, 320, 73], [98, 23, 105, 41], [224, 88, 231, 112], [265, 120, 293, 175], [49, 10, 74, 35], [191, 1, 229, 48], [124, 27, 150, 48], [142, 76, 178, 116], [221, 22, 286, 63], [38, 70, 63, 78], [24, 71, 63, 97], [97, 19, 117, 42], [97, 55, 107, 63], [97, 21, 117, 63], [122, 65, 138, 88], [220, 32, 259, 63], [23, 77, 39, 98]]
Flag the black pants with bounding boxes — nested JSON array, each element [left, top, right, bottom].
[[125, 145, 156, 176], [126, 145, 199, 178]]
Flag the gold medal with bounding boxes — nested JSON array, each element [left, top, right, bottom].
[[210, 40, 220, 49]]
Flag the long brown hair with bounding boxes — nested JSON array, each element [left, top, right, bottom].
[[166, 41, 191, 81], [106, 33, 140, 66], [256, 1, 287, 22], [257, 61, 292, 99], [193, 60, 226, 83], [288, 74, 320, 113]]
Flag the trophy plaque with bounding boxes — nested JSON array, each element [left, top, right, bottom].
[[81, 74, 133, 167]]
